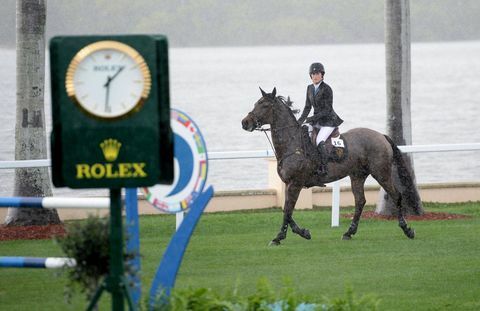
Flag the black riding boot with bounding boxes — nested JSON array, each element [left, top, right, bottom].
[[316, 142, 328, 176]]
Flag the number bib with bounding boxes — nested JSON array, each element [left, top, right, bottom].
[[331, 137, 345, 148]]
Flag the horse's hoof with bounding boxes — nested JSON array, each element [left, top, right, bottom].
[[406, 228, 415, 239], [302, 229, 312, 240], [342, 234, 352, 240], [269, 240, 281, 246]]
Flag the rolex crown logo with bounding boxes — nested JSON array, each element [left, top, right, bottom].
[[100, 138, 122, 162]]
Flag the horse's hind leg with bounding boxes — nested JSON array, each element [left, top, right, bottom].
[[376, 176, 415, 239], [342, 175, 367, 240]]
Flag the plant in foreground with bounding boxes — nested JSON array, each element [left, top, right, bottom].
[[55, 215, 136, 305], [151, 278, 380, 311]]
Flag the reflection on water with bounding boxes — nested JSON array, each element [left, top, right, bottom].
[[0, 41, 479, 195]]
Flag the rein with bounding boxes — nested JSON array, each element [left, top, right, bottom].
[[254, 127, 278, 159], [251, 97, 304, 162]]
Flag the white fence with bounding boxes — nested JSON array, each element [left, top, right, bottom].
[[1, 142, 480, 227], [206, 142, 480, 160], [2, 142, 479, 168]]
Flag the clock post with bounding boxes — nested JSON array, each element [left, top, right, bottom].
[[49, 35, 173, 310]]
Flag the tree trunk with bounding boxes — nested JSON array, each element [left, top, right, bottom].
[[376, 0, 423, 216], [5, 0, 61, 226]]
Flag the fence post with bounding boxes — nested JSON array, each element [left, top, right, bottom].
[[331, 181, 340, 227]]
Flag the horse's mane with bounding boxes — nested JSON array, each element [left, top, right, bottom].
[[275, 95, 300, 115]]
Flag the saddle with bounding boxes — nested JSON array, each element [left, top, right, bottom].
[[309, 127, 347, 162]]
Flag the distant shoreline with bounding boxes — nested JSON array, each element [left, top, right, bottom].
[[2, 38, 480, 51]]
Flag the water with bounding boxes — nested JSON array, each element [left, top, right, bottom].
[[0, 41, 479, 196]]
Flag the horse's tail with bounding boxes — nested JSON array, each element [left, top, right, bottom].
[[384, 135, 423, 215]]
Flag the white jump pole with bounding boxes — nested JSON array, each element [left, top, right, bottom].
[[0, 256, 76, 269], [331, 181, 340, 227], [0, 196, 109, 209]]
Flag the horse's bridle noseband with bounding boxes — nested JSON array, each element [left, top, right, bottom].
[[247, 111, 263, 130], [248, 97, 275, 131]]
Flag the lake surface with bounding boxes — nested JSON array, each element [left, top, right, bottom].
[[0, 41, 479, 196]]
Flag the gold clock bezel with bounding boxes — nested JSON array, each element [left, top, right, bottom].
[[65, 40, 152, 120]]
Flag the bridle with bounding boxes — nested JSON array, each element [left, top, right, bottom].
[[247, 96, 303, 160], [249, 97, 299, 130], [247, 111, 264, 131], [246, 96, 273, 131], [246, 99, 277, 156]]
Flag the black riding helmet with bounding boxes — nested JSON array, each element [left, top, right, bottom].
[[309, 62, 325, 76]]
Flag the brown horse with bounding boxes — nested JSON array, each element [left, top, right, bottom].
[[241, 87, 420, 245]]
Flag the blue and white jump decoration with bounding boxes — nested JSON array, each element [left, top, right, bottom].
[[143, 108, 208, 214], [0, 190, 141, 306], [0, 196, 108, 270], [143, 109, 214, 307], [0, 256, 76, 269], [0, 197, 109, 209]]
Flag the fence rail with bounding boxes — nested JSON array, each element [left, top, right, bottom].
[[2, 142, 478, 169], [1, 143, 479, 227], [208, 143, 480, 160]]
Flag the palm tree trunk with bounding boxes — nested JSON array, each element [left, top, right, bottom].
[[5, 0, 60, 225], [376, 0, 423, 215]]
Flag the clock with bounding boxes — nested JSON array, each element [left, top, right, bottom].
[[65, 40, 152, 119]]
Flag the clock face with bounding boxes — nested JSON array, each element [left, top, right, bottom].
[[65, 41, 151, 119]]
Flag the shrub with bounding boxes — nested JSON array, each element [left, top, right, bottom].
[[151, 278, 379, 311], [323, 285, 380, 311], [56, 215, 135, 304]]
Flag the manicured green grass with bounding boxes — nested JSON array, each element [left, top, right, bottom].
[[1, 202, 479, 310]]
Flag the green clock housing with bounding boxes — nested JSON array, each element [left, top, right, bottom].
[[49, 35, 173, 188]]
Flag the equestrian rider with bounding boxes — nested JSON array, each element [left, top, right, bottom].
[[297, 62, 343, 175]]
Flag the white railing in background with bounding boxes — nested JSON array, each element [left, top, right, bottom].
[[2, 143, 479, 168], [210, 143, 480, 227], [206, 142, 480, 160], [206, 142, 480, 227], [1, 142, 480, 227], [0, 159, 51, 169]]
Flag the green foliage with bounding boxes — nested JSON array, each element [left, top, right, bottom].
[[55, 215, 136, 303], [55, 216, 110, 301], [0, 202, 479, 310], [151, 278, 379, 311], [324, 285, 379, 311], [3, 0, 480, 47]]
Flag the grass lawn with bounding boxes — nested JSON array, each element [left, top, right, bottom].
[[0, 202, 479, 310]]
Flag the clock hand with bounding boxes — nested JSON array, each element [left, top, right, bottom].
[[109, 66, 125, 83], [104, 75, 112, 113], [103, 67, 125, 113], [104, 80, 111, 113], [104, 76, 112, 88]]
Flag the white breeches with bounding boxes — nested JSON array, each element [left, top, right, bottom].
[[306, 124, 335, 145]]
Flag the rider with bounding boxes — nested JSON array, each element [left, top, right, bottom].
[[297, 62, 343, 175]]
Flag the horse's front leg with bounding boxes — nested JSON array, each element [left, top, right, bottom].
[[289, 217, 312, 240], [269, 214, 290, 246], [270, 183, 310, 245]]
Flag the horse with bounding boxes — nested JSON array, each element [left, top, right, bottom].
[[241, 87, 421, 245]]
